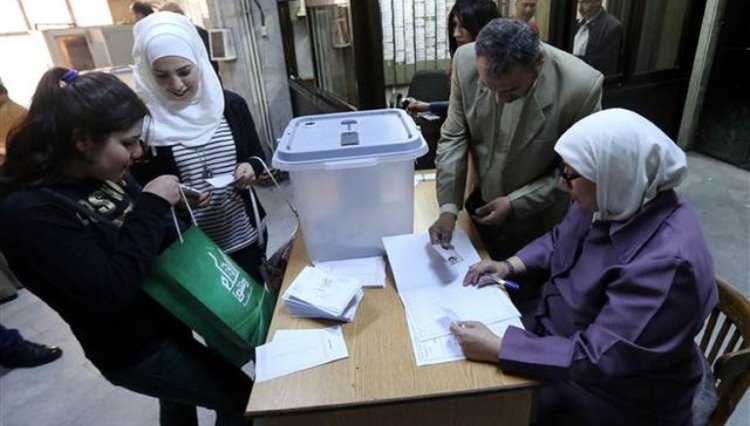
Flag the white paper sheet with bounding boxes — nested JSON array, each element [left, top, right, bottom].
[[255, 326, 348, 383], [205, 173, 236, 188], [273, 327, 349, 361], [313, 256, 386, 288], [383, 230, 481, 293], [408, 315, 526, 367]]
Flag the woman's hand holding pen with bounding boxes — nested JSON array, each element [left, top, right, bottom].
[[464, 260, 508, 286], [233, 162, 256, 189], [464, 256, 526, 287]]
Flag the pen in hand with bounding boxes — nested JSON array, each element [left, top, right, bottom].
[[478, 275, 521, 292]]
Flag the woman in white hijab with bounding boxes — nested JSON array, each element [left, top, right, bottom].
[[454, 109, 718, 425], [132, 11, 268, 285]]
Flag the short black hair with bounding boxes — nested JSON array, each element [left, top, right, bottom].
[[475, 18, 540, 77]]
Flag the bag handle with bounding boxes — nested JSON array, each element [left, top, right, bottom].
[[172, 185, 198, 244], [248, 156, 298, 219], [247, 156, 299, 250]]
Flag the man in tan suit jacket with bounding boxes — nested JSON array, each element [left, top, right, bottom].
[[431, 19, 603, 261]]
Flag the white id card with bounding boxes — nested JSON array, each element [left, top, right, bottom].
[[431, 244, 464, 265]]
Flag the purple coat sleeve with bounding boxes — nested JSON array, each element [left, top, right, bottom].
[[499, 257, 704, 382]]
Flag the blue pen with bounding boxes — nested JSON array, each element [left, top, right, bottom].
[[497, 278, 521, 292], [480, 275, 521, 292]]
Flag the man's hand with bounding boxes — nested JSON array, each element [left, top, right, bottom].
[[472, 196, 512, 227], [429, 212, 457, 248], [450, 321, 502, 363]]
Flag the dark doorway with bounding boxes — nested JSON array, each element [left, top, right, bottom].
[[546, 0, 707, 138], [695, 0, 750, 170]]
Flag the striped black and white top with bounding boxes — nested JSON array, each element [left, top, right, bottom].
[[172, 118, 257, 253]]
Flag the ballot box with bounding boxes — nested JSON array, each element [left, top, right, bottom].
[[273, 109, 427, 262]]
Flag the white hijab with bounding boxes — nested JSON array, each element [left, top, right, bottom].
[[132, 11, 224, 147], [554, 108, 687, 221]]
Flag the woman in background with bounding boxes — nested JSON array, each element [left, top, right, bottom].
[[455, 109, 717, 425], [406, 0, 500, 117], [132, 11, 268, 283], [0, 68, 252, 425], [405, 0, 500, 116]]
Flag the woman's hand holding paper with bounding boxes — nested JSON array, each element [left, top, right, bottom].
[[450, 321, 502, 363]]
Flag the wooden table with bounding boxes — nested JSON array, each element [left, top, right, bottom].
[[246, 173, 536, 425]]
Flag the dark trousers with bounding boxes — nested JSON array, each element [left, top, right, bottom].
[[0, 324, 22, 352], [103, 337, 252, 426]]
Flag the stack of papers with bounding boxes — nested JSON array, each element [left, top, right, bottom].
[[383, 230, 524, 366], [282, 266, 364, 321], [255, 326, 348, 382]]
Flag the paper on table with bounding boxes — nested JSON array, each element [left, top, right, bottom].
[[313, 256, 386, 288], [382, 230, 481, 294], [401, 288, 454, 341], [205, 173, 236, 188], [441, 284, 521, 325], [401, 284, 519, 342], [413, 172, 437, 186], [487, 316, 524, 337], [383, 230, 524, 366], [405, 311, 465, 366], [255, 326, 348, 383], [273, 327, 349, 360], [407, 315, 526, 366]]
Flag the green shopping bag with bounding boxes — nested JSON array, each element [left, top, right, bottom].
[[142, 191, 274, 366]]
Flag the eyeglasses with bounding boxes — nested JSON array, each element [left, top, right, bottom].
[[556, 162, 581, 186]]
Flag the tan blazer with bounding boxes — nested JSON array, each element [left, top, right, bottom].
[[435, 42, 603, 250]]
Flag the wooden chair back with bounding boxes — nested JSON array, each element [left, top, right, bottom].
[[699, 277, 750, 425]]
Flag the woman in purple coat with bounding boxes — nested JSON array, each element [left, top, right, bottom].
[[453, 108, 718, 425]]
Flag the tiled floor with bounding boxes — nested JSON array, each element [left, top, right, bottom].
[[1, 152, 748, 425]]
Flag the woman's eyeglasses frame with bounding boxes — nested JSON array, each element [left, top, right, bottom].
[[556, 161, 582, 186]]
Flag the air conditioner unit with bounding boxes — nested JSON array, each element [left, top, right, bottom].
[[208, 29, 237, 61]]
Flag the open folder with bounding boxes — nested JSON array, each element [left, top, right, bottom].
[[383, 230, 523, 366]]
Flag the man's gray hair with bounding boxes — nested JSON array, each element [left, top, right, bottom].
[[475, 18, 540, 78]]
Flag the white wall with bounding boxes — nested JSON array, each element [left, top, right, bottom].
[[205, 0, 293, 156]]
